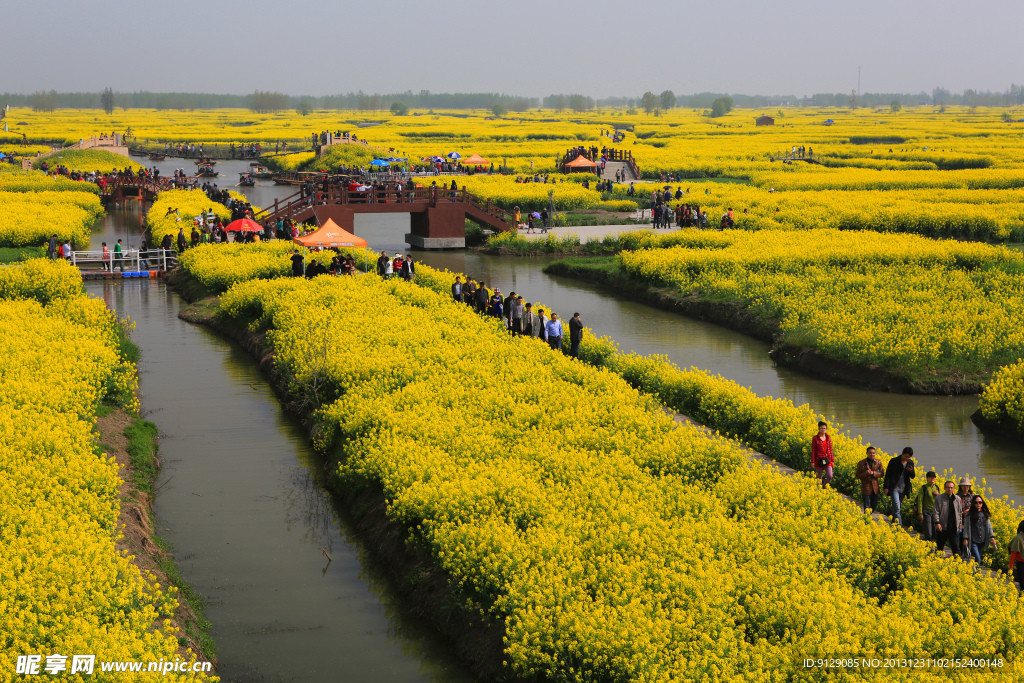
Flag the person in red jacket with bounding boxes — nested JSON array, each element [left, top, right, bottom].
[[811, 421, 834, 489]]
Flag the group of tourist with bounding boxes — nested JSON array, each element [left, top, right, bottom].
[[813, 421, 1024, 588], [164, 142, 206, 157], [290, 250, 360, 278], [448, 276, 584, 357], [373, 251, 416, 281]]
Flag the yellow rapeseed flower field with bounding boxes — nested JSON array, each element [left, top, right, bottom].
[[202, 269, 1024, 681], [0, 166, 103, 248], [615, 229, 1024, 380], [0, 259, 211, 680]]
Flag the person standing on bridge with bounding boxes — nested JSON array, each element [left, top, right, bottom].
[[114, 239, 123, 272], [101, 242, 111, 272]]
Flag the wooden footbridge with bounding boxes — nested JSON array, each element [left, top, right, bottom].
[[255, 184, 515, 248], [98, 176, 191, 205]]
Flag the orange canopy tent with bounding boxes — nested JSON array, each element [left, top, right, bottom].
[[292, 218, 367, 248], [563, 155, 597, 172], [463, 153, 490, 165]]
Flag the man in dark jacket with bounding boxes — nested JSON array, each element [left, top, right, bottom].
[[502, 291, 516, 332], [401, 255, 415, 281], [475, 282, 489, 313], [176, 227, 187, 253], [568, 312, 584, 358], [376, 251, 389, 278], [883, 447, 916, 527], [47, 234, 57, 260], [451, 276, 463, 303]]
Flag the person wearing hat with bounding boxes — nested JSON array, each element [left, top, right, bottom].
[[933, 480, 964, 556], [489, 288, 504, 318], [913, 471, 941, 541], [883, 447, 916, 527]]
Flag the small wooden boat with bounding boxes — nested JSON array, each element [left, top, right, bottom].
[[249, 162, 274, 179], [238, 172, 256, 186], [148, 153, 166, 161], [129, 148, 147, 157], [194, 157, 217, 166], [196, 164, 219, 178]]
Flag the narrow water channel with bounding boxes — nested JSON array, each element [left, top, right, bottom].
[[86, 279, 476, 683]]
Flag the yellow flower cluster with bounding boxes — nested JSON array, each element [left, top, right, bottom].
[[1, 260, 209, 678], [0, 166, 100, 194], [146, 189, 232, 245], [0, 189, 103, 248], [35, 148, 143, 173], [178, 241, 294, 291], [980, 361, 1024, 433], [205, 270, 1024, 681], [617, 229, 1024, 377]]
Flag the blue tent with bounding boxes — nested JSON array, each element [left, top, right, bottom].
[[369, 159, 390, 166]]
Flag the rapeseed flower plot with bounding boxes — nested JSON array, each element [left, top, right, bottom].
[[0, 190, 103, 248], [0, 166, 100, 194], [33, 148, 143, 174], [616, 229, 1024, 380], [203, 265, 1024, 681], [1, 260, 208, 679]]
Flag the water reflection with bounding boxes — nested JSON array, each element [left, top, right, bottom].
[[85, 279, 475, 683]]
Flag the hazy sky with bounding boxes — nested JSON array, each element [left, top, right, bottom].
[[5, 0, 1021, 97]]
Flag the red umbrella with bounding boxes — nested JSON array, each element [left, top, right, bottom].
[[225, 218, 263, 232]]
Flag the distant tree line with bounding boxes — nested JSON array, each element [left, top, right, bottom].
[[4, 86, 1024, 113]]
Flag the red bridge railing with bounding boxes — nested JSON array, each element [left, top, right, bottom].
[[255, 185, 514, 231]]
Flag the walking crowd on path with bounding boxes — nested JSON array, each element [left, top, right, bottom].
[[814, 421, 1024, 590]]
